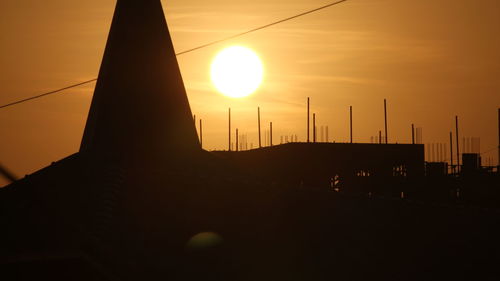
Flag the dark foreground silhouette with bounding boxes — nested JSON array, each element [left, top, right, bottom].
[[1, 1, 499, 280]]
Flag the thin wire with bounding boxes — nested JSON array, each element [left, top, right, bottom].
[[0, 79, 97, 109], [175, 0, 349, 55], [0, 0, 349, 110]]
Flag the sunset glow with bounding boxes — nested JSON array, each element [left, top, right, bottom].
[[210, 46, 263, 98], [0, 0, 499, 185]]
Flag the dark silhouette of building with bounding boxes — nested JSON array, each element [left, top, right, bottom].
[[80, 0, 200, 159], [214, 142, 424, 194], [1, 1, 500, 280], [462, 153, 481, 173], [425, 162, 448, 177]]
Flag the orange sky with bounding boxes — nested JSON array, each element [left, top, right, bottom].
[[1, 0, 499, 186]]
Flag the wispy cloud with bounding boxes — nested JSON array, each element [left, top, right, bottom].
[[287, 74, 386, 86]]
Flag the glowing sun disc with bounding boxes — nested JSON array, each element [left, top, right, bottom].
[[211, 46, 264, 98]]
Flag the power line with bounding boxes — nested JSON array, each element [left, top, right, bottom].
[[0, 79, 97, 109], [0, 0, 349, 110], [176, 0, 349, 55]]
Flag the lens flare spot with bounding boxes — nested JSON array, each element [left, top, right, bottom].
[[186, 232, 223, 250]]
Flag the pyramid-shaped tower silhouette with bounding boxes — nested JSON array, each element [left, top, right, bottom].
[[80, 0, 200, 159]]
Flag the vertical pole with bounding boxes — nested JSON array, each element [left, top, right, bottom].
[[442, 143, 445, 162], [228, 108, 231, 151], [450, 132, 454, 173], [194, 114, 197, 144], [258, 107, 262, 148], [438, 143, 441, 162], [270, 122, 273, 146], [440, 143, 443, 162], [199, 119, 203, 148], [426, 143, 429, 162], [435, 143, 438, 162], [384, 99, 388, 144], [498, 108, 500, 169], [236, 128, 239, 152], [437, 143, 440, 162], [444, 143, 447, 163], [326, 126, 329, 142], [431, 143, 435, 162], [313, 113, 316, 143], [350, 106, 353, 143], [379, 130, 382, 144], [435, 143, 437, 162], [455, 116, 460, 173], [411, 124, 415, 144], [307, 97, 310, 143]]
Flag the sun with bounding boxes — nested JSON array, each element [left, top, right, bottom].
[[210, 46, 264, 98]]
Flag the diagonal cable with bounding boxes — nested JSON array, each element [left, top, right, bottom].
[[0, 0, 349, 109]]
